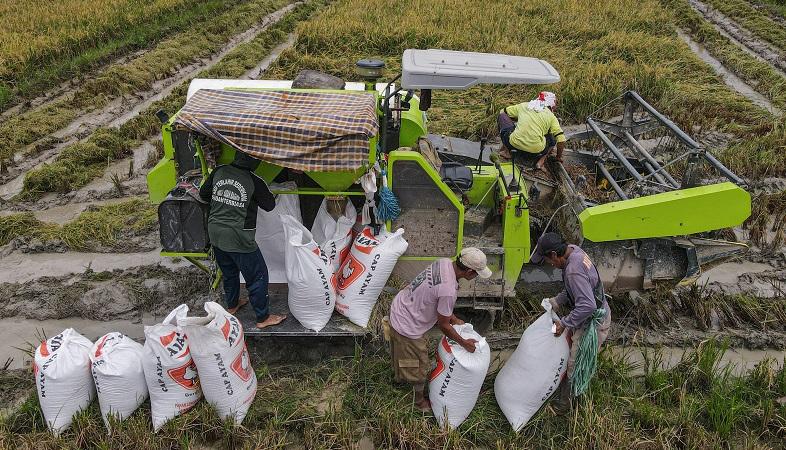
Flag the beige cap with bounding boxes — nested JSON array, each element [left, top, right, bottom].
[[459, 247, 492, 278]]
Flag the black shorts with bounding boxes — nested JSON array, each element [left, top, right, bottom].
[[501, 130, 556, 168]]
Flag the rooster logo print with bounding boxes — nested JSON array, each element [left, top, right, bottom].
[[231, 346, 253, 382], [168, 360, 200, 390], [335, 254, 365, 290]]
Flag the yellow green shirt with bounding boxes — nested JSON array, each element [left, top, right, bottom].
[[503, 103, 566, 153]]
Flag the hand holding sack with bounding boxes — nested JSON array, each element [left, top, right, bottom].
[[34, 328, 96, 435], [429, 324, 490, 429], [281, 214, 336, 332], [89, 332, 148, 428], [142, 304, 203, 432], [179, 302, 257, 425], [494, 299, 569, 431], [334, 227, 408, 327]]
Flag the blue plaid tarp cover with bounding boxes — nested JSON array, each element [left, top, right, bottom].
[[175, 89, 379, 171]]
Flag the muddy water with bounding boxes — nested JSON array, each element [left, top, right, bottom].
[[0, 315, 158, 370], [0, 250, 186, 284], [677, 30, 782, 117], [491, 346, 784, 376]]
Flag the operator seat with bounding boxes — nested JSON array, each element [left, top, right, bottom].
[[439, 162, 473, 192], [416, 137, 473, 192]]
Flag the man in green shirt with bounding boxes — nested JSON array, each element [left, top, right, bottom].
[[199, 150, 287, 329], [498, 91, 566, 170]]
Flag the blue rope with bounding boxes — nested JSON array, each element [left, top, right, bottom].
[[376, 168, 400, 222]]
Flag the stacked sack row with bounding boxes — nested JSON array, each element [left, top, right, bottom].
[[33, 302, 256, 435], [280, 197, 408, 332]]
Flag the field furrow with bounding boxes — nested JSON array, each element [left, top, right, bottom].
[[689, 0, 786, 76], [1, 1, 315, 202]]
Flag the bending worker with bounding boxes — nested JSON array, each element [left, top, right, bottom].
[[387, 248, 492, 412], [498, 91, 566, 170], [199, 150, 287, 329], [530, 232, 612, 413]]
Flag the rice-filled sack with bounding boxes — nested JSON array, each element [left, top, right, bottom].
[[90, 332, 148, 427], [253, 181, 301, 283], [494, 299, 569, 431], [281, 214, 335, 332], [311, 197, 356, 274], [429, 324, 490, 429], [334, 226, 408, 327], [179, 302, 257, 425], [143, 304, 203, 431], [34, 328, 95, 435]]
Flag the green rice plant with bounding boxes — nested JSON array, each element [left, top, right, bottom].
[[0, 0, 249, 111], [16, 0, 324, 200], [0, 0, 294, 163], [703, 0, 786, 52], [705, 365, 748, 439]]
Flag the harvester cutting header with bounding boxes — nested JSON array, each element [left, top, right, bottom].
[[146, 48, 751, 337]]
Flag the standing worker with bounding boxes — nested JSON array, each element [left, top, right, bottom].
[[387, 247, 492, 412], [497, 91, 566, 170], [199, 151, 287, 329], [530, 232, 611, 413]]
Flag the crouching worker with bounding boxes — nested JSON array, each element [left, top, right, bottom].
[[530, 232, 612, 413], [497, 91, 566, 170], [387, 247, 492, 412], [199, 151, 287, 329]]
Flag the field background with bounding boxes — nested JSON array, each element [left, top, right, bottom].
[[0, 0, 785, 448]]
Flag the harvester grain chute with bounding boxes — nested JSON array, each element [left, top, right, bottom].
[[146, 49, 751, 337]]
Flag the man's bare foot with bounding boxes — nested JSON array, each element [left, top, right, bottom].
[[256, 314, 287, 329], [415, 398, 432, 413], [227, 299, 249, 315], [499, 147, 512, 160]]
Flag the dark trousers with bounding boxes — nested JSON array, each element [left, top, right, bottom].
[[213, 246, 270, 322], [498, 112, 555, 168]]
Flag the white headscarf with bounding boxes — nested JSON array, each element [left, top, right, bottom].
[[526, 91, 557, 112]]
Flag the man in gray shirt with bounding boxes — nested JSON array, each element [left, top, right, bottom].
[[530, 232, 612, 413]]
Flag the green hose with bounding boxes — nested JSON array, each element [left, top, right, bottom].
[[570, 308, 606, 397]]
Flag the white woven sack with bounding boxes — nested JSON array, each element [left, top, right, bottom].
[[429, 324, 490, 429], [143, 304, 203, 431], [312, 198, 356, 246], [494, 299, 569, 431], [334, 226, 408, 327], [34, 328, 95, 435], [252, 181, 301, 283], [179, 302, 257, 425], [281, 214, 336, 332], [89, 332, 148, 427]]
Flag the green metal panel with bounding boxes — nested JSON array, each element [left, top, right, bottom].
[[399, 96, 427, 147], [387, 150, 464, 261], [147, 158, 177, 204], [147, 123, 177, 204], [500, 170, 531, 285], [464, 167, 499, 208], [580, 182, 751, 241]]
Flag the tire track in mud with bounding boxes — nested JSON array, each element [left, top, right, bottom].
[[676, 29, 782, 116], [1, 32, 300, 215], [688, 0, 786, 76], [0, 3, 301, 200]]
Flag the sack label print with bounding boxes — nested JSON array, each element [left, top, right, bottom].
[[159, 331, 190, 359], [335, 254, 366, 291], [429, 338, 455, 390], [168, 360, 200, 390], [231, 345, 253, 382], [354, 229, 379, 254], [220, 316, 242, 347]]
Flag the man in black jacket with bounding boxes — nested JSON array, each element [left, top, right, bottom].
[[199, 150, 287, 329]]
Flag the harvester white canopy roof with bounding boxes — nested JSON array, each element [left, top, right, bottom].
[[401, 49, 560, 90]]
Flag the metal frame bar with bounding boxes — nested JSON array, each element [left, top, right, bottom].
[[596, 161, 629, 199], [586, 117, 643, 182]]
